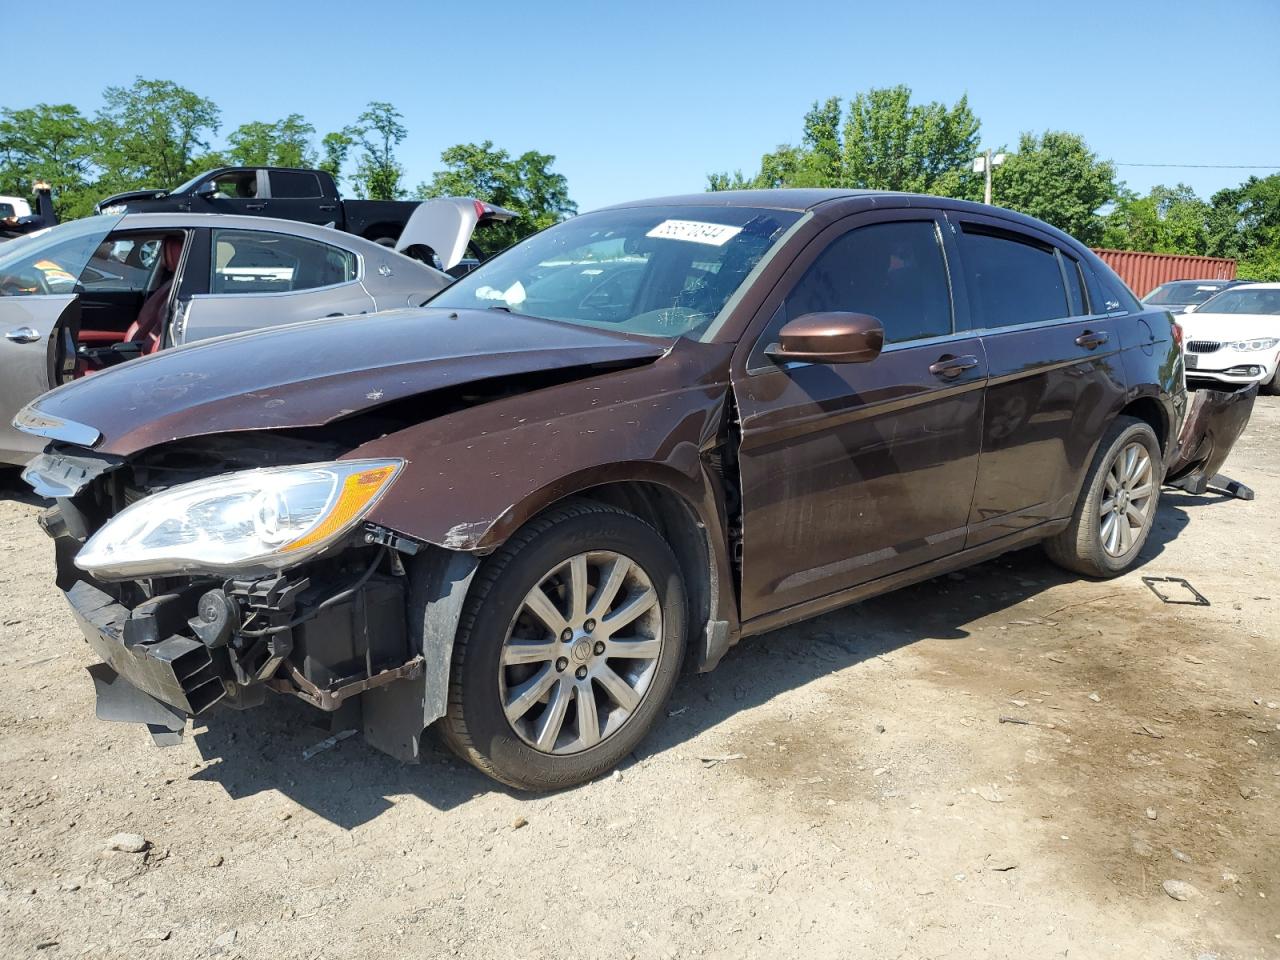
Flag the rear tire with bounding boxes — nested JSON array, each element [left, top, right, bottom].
[[1044, 416, 1163, 578], [440, 500, 687, 791]]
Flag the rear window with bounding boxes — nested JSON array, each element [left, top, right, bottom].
[[270, 171, 324, 199], [211, 230, 357, 294], [958, 225, 1069, 329]]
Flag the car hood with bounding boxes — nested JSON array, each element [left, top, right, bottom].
[[95, 188, 168, 210], [19, 308, 669, 456], [1179, 312, 1280, 342]]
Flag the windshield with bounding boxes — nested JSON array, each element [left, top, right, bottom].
[[0, 215, 124, 296], [1145, 281, 1229, 305], [1196, 287, 1280, 315], [429, 205, 804, 341]]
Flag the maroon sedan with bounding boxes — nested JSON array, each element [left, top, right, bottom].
[[14, 190, 1245, 789]]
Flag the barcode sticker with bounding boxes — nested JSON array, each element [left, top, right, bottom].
[[646, 219, 743, 246]]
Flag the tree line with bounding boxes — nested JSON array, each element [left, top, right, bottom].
[[0, 77, 576, 249], [4, 79, 1276, 279], [710, 86, 1279, 280]]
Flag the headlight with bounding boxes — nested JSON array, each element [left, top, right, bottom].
[[75, 459, 403, 580], [98, 204, 128, 216], [1224, 338, 1279, 352]]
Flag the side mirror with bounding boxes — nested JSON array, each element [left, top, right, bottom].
[[194, 181, 217, 199], [765, 312, 884, 364], [1182, 303, 1197, 314]]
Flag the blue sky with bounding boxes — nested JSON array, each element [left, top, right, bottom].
[[11, 0, 1279, 211]]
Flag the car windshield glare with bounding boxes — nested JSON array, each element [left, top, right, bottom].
[[1197, 288, 1280, 315], [429, 205, 803, 341], [1145, 281, 1228, 305]]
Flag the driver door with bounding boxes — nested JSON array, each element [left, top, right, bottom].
[[731, 211, 987, 621], [0, 215, 123, 465]]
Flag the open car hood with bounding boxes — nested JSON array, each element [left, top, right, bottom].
[[95, 188, 169, 211], [16, 308, 667, 457]]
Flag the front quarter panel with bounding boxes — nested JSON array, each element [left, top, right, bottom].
[[352, 340, 735, 553]]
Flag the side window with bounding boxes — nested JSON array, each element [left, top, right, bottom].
[[79, 236, 166, 292], [211, 230, 357, 295], [959, 225, 1069, 328], [206, 170, 259, 199], [269, 171, 323, 199], [782, 220, 953, 344], [1063, 254, 1089, 316]]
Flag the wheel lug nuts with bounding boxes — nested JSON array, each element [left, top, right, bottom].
[[593, 641, 605, 656], [575, 666, 588, 680], [556, 657, 568, 672], [560, 629, 573, 642], [584, 619, 596, 632]]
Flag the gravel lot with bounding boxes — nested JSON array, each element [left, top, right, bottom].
[[1, 398, 1277, 959]]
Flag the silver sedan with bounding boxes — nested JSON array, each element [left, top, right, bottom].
[[0, 204, 491, 465]]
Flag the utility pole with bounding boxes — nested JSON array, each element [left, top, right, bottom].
[[973, 150, 1006, 205]]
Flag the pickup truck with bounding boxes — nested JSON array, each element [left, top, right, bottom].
[[95, 167, 424, 245]]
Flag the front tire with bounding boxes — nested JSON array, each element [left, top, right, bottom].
[[1264, 365, 1280, 397], [440, 500, 687, 790], [1045, 416, 1163, 578]]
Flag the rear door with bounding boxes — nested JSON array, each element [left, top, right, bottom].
[[947, 213, 1126, 544], [179, 227, 375, 343], [731, 210, 987, 621], [0, 215, 122, 464], [264, 170, 337, 227]]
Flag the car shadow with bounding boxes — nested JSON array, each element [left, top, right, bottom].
[[0, 468, 44, 507], [184, 489, 1233, 827]]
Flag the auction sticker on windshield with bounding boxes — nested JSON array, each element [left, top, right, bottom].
[[646, 219, 744, 246]]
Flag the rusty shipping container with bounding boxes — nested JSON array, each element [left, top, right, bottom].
[[1091, 248, 1236, 298]]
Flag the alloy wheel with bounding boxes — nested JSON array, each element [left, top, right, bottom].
[[1099, 441, 1155, 557], [498, 550, 663, 755]]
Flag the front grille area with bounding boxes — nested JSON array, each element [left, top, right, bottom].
[[1187, 341, 1222, 354]]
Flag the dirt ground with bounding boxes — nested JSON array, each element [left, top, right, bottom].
[[0, 399, 1277, 960]]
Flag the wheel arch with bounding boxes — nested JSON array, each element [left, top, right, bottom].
[[476, 465, 738, 670], [1117, 394, 1170, 455]]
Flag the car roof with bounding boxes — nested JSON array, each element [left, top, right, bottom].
[[594, 189, 1090, 248], [115, 212, 368, 247]]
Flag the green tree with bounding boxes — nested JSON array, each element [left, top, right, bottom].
[[1206, 174, 1280, 280], [0, 104, 97, 218], [841, 86, 979, 192], [318, 130, 354, 183], [990, 131, 1116, 244], [95, 77, 220, 190], [1101, 183, 1209, 254], [708, 86, 979, 194], [348, 101, 407, 200], [415, 140, 576, 252], [226, 114, 316, 168]]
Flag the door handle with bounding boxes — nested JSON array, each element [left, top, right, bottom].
[[929, 354, 980, 379], [318, 204, 337, 211], [245, 202, 266, 211], [1075, 330, 1109, 350], [4, 326, 40, 344]]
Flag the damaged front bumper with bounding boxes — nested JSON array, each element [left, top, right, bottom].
[[36, 490, 476, 762]]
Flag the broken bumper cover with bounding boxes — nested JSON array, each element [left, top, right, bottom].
[[66, 580, 226, 739], [1166, 382, 1259, 497]]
